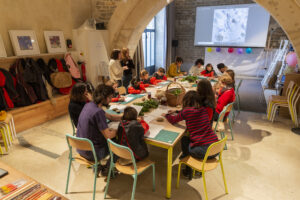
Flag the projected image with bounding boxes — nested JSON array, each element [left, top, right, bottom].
[[212, 8, 249, 43]]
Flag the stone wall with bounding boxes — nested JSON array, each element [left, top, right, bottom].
[[94, 0, 121, 27], [174, 0, 287, 70]]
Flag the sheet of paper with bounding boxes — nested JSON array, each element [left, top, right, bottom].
[[145, 124, 164, 138], [124, 96, 134, 102], [108, 121, 119, 130], [143, 115, 155, 123], [149, 106, 169, 117], [109, 104, 127, 112], [131, 105, 143, 114]]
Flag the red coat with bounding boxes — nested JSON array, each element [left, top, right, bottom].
[[150, 77, 163, 85], [201, 70, 215, 77], [215, 88, 235, 114], [128, 84, 146, 94]]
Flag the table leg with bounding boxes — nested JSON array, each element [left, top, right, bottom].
[[166, 147, 173, 198]]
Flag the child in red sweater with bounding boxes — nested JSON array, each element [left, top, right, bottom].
[[200, 63, 216, 78], [153, 67, 167, 81], [140, 69, 164, 85], [128, 78, 147, 94], [162, 91, 219, 178], [213, 75, 235, 121]]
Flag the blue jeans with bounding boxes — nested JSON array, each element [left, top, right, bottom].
[[181, 136, 218, 159], [122, 74, 132, 89]]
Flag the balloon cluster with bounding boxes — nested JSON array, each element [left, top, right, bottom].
[[206, 47, 253, 54]]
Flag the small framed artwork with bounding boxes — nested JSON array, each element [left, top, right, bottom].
[[0, 35, 7, 57], [44, 31, 66, 53], [9, 30, 40, 56]]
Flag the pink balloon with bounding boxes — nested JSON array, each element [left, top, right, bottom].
[[286, 52, 298, 67], [228, 48, 234, 53]]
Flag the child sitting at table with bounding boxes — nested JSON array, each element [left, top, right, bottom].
[[197, 79, 216, 123], [140, 69, 162, 85], [128, 78, 147, 94], [213, 75, 235, 121], [200, 64, 217, 78], [117, 106, 149, 163], [105, 80, 125, 102], [224, 69, 235, 89], [153, 67, 167, 80], [162, 91, 219, 178], [140, 70, 151, 86]]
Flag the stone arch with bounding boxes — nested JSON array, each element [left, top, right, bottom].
[[108, 0, 300, 65]]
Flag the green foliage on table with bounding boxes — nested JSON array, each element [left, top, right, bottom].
[[133, 99, 159, 116], [171, 88, 182, 96], [181, 75, 197, 83]]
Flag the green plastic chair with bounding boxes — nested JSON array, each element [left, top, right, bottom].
[[104, 139, 155, 200], [235, 79, 243, 113], [65, 134, 98, 200], [214, 102, 235, 149]]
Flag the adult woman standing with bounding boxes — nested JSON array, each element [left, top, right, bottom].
[[120, 48, 135, 89], [109, 49, 128, 87]]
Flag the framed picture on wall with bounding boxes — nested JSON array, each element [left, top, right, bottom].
[[0, 35, 7, 57], [9, 30, 40, 56], [44, 31, 66, 53]]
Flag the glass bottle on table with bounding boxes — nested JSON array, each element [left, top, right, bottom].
[[148, 92, 152, 99]]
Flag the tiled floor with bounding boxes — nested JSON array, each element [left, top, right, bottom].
[[1, 111, 300, 200]]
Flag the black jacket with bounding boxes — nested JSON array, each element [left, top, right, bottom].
[[117, 120, 148, 160], [23, 58, 48, 101], [9, 59, 37, 106], [120, 59, 135, 76], [69, 100, 86, 127]]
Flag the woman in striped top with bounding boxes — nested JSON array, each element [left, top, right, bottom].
[[163, 91, 219, 178]]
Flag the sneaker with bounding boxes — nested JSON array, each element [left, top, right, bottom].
[[101, 167, 118, 177], [195, 171, 202, 177], [182, 168, 192, 180]]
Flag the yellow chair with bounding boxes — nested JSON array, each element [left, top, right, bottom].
[[105, 139, 155, 200], [288, 84, 300, 127], [177, 136, 228, 200], [0, 113, 17, 154], [267, 81, 295, 121], [116, 86, 127, 95]]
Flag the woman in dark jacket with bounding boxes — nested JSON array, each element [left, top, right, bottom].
[[68, 83, 92, 127], [120, 48, 135, 89]]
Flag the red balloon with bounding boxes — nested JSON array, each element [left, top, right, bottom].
[[228, 48, 234, 53]]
